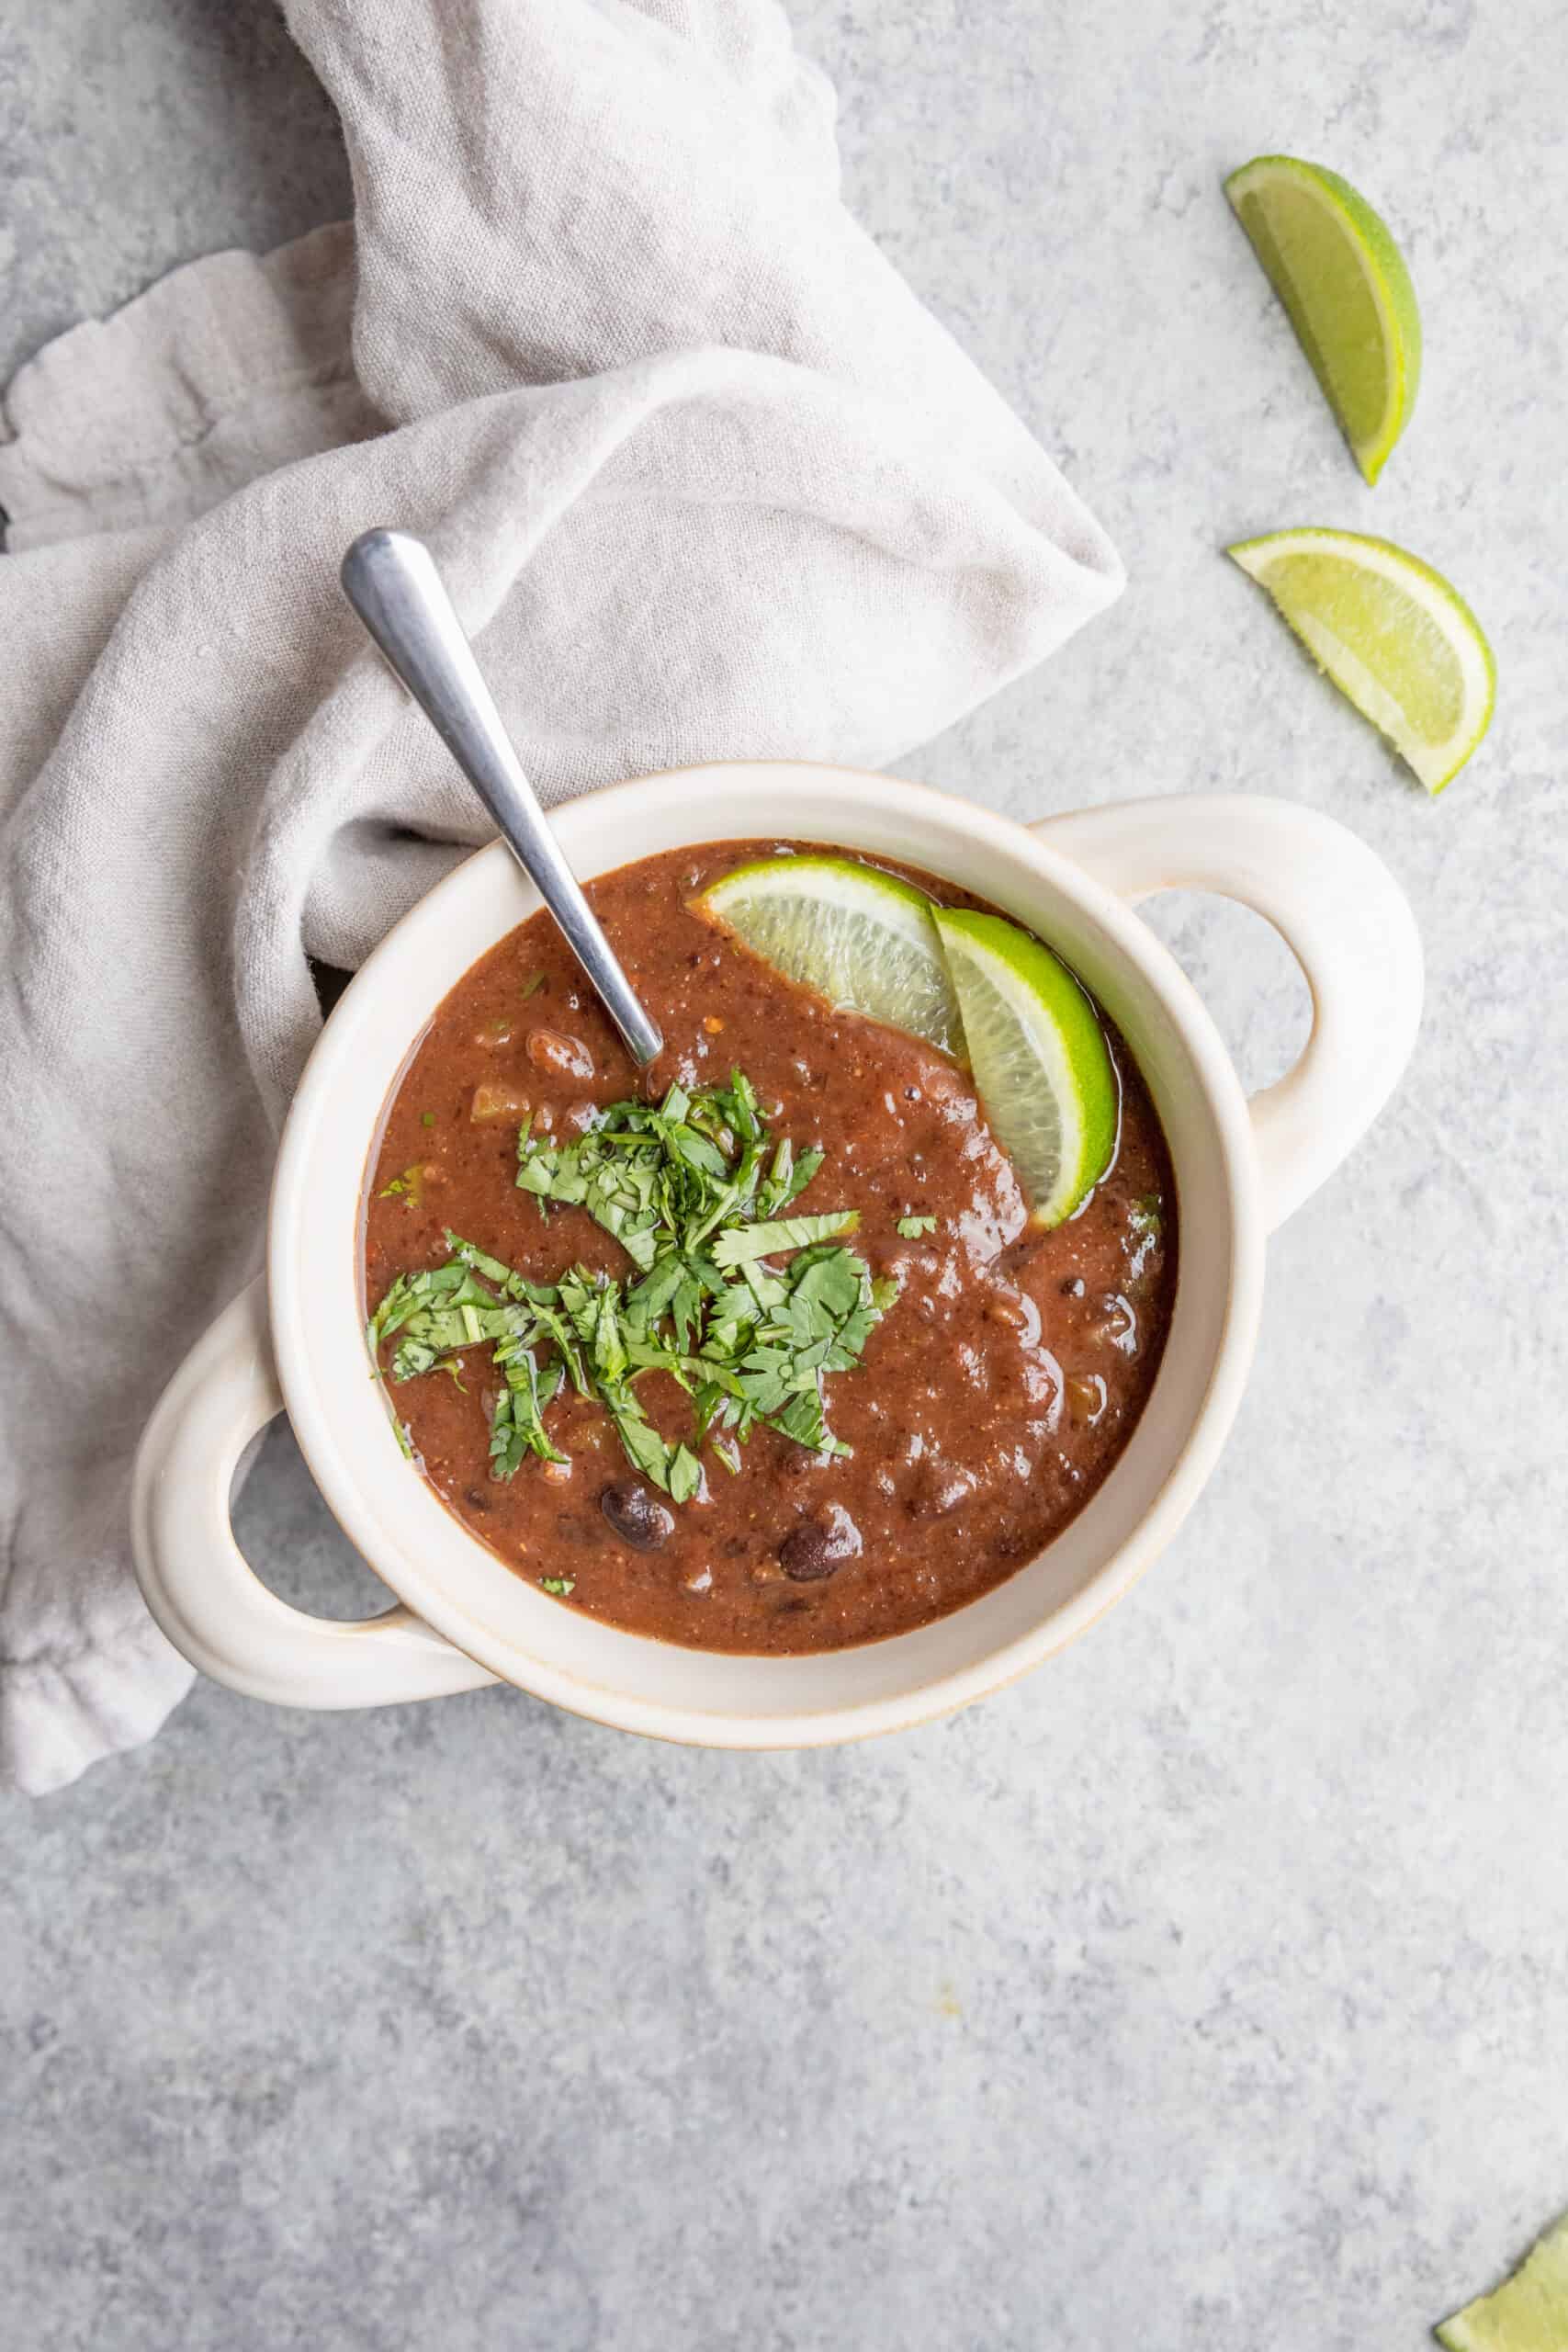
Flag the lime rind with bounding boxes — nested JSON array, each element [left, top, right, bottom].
[[1437, 2211, 1568, 2351], [1225, 153, 1421, 484], [701, 859, 1120, 1227], [934, 909, 1119, 1228], [1229, 527, 1495, 794], [698, 854, 967, 1060]]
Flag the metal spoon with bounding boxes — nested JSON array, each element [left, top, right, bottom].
[[340, 527, 663, 1069]]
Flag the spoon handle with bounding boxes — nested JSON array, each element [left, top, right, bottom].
[[340, 528, 663, 1069]]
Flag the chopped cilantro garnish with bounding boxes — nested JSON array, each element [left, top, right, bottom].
[[421, 1111, 436, 1128], [367, 1069, 899, 1501], [896, 1214, 937, 1239], [539, 1576, 575, 1596], [520, 972, 548, 1001]]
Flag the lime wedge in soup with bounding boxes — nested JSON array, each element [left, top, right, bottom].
[[933, 909, 1118, 1228], [1229, 527, 1495, 794], [696, 854, 966, 1060], [1225, 153, 1421, 483]]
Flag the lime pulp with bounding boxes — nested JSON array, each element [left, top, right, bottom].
[[697, 854, 967, 1061], [933, 909, 1119, 1227], [1226, 153, 1421, 484], [1230, 527, 1495, 793]]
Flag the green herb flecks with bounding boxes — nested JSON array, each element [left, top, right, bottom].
[[378, 1163, 426, 1206], [1128, 1194, 1163, 1238], [896, 1214, 937, 1239], [539, 1576, 575, 1597], [367, 1072, 898, 1499], [520, 972, 548, 1001]]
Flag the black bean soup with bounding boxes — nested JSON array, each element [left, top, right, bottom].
[[364, 842, 1177, 1654]]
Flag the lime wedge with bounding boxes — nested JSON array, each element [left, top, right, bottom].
[[696, 855, 966, 1060], [1438, 2211, 1568, 2352], [932, 910, 1118, 1227], [1230, 527, 1495, 795], [1226, 153, 1421, 484]]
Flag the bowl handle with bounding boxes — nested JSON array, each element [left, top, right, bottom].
[[1031, 794, 1422, 1232], [132, 1274, 499, 1708]]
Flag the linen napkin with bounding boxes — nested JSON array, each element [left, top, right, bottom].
[[0, 0, 1122, 1794]]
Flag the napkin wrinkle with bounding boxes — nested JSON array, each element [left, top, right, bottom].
[[0, 226, 374, 550], [0, 0, 1121, 1795]]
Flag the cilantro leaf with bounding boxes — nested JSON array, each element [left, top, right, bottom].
[[668, 1445, 704, 1505], [370, 1069, 900, 1500], [710, 1211, 859, 1268]]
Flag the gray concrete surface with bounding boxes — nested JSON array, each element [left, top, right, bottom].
[[6, 3, 1567, 2346]]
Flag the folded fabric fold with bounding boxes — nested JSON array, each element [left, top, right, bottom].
[[0, 0, 1121, 1794]]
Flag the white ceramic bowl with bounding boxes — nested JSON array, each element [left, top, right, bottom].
[[132, 766, 1421, 1746]]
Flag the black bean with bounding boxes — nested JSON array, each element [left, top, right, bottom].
[[779, 1502, 863, 1582], [600, 1481, 674, 1552]]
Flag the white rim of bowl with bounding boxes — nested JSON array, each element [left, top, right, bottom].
[[267, 763, 1264, 1747]]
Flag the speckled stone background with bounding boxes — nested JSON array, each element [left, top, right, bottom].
[[4, 4, 1566, 2346]]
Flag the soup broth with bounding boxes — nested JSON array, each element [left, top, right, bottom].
[[363, 842, 1177, 1653]]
